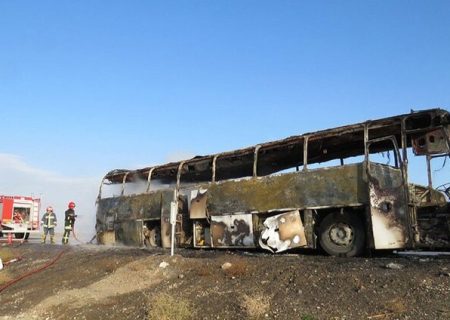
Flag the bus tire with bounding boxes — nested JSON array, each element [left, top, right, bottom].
[[147, 227, 161, 247], [319, 212, 365, 257]]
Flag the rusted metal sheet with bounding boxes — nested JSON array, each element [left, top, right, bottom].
[[207, 164, 367, 215], [96, 190, 173, 246], [115, 219, 143, 247], [303, 209, 315, 248], [97, 231, 115, 245], [190, 189, 207, 219], [160, 191, 173, 249], [259, 210, 307, 253], [210, 214, 254, 247], [368, 163, 408, 249], [412, 128, 450, 155], [96, 191, 165, 222]]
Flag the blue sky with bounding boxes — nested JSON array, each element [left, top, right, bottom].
[[1, 1, 449, 238]]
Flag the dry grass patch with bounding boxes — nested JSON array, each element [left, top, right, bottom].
[[0, 248, 16, 284], [128, 261, 149, 272], [99, 260, 120, 273], [148, 293, 194, 320], [241, 293, 271, 319], [0, 247, 16, 262], [196, 263, 212, 277], [385, 297, 407, 314], [0, 270, 13, 284]]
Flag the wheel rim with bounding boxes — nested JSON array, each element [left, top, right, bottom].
[[329, 223, 353, 247], [149, 228, 161, 247]]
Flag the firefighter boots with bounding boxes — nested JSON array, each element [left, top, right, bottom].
[[41, 235, 47, 244], [50, 236, 55, 244], [62, 230, 70, 244]]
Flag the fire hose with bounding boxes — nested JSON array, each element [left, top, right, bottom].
[[70, 217, 96, 245], [71, 223, 84, 244], [0, 248, 68, 293]]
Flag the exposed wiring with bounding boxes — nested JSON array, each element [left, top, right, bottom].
[[433, 155, 448, 172], [0, 248, 68, 293]]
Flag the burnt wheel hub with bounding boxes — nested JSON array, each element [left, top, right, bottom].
[[329, 223, 353, 246]]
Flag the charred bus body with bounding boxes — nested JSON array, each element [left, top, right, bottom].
[[96, 109, 450, 256]]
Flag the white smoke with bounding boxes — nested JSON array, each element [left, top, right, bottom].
[[98, 150, 196, 198], [0, 153, 100, 243], [100, 177, 177, 198]]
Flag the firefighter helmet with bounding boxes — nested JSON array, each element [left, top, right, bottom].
[[68, 201, 76, 209], [46, 206, 53, 212]]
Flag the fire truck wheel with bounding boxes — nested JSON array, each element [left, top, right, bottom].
[[14, 233, 29, 239], [319, 212, 365, 257]]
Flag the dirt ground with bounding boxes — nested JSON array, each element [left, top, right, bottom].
[[0, 242, 449, 320]]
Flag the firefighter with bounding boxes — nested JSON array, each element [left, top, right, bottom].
[[62, 201, 77, 245], [41, 206, 57, 244], [13, 210, 24, 223]]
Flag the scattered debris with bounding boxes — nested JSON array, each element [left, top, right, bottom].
[[221, 262, 232, 270], [0, 257, 22, 270], [367, 312, 396, 319], [4, 257, 22, 266], [159, 261, 169, 269], [396, 251, 450, 257], [385, 262, 404, 270]]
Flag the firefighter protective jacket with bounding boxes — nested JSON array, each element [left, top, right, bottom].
[[41, 212, 57, 228], [64, 209, 76, 230]]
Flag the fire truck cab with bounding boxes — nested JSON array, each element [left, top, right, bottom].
[[0, 195, 40, 240]]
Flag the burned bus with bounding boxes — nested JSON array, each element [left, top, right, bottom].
[[96, 108, 450, 256]]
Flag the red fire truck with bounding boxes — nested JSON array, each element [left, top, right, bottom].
[[0, 195, 41, 240]]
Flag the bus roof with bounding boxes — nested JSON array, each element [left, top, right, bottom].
[[104, 108, 450, 184]]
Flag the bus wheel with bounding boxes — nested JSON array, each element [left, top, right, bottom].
[[147, 227, 161, 247], [319, 212, 365, 257]]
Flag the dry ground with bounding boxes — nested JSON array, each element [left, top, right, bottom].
[[0, 242, 449, 320]]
